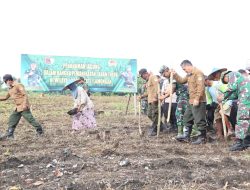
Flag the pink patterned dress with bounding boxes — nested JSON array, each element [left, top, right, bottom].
[[72, 87, 97, 131]]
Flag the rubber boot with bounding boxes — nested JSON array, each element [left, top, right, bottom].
[[229, 139, 247, 151], [176, 126, 192, 142], [244, 136, 250, 148], [176, 126, 183, 139], [0, 128, 15, 140], [192, 130, 206, 144], [148, 123, 157, 136], [191, 124, 200, 137]]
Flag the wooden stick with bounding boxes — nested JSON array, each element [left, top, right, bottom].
[[157, 82, 161, 137], [219, 103, 227, 139], [125, 94, 131, 115], [133, 93, 137, 116], [167, 72, 173, 123], [138, 100, 142, 136]]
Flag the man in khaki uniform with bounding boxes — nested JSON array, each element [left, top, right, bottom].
[[172, 60, 207, 144], [0, 74, 43, 140], [138, 68, 167, 136]]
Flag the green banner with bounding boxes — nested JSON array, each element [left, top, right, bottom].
[[21, 54, 137, 93]]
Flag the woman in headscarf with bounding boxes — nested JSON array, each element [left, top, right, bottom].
[[63, 79, 97, 132]]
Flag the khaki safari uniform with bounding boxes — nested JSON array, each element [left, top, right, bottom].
[[174, 67, 207, 131], [0, 82, 42, 133], [142, 74, 160, 126]]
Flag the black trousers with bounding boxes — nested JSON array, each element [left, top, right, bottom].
[[183, 102, 206, 131], [162, 102, 177, 125]]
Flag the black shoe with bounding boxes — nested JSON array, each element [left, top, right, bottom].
[[36, 127, 43, 137], [191, 136, 206, 144], [36, 127, 44, 136], [162, 123, 177, 133], [149, 130, 157, 136], [0, 134, 14, 140], [244, 136, 250, 147], [176, 135, 190, 142], [148, 125, 157, 136], [176, 126, 192, 142], [160, 123, 168, 133], [0, 128, 15, 141], [192, 130, 206, 145], [229, 139, 247, 151]]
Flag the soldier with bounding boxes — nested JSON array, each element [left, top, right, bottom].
[[121, 66, 135, 88], [238, 69, 250, 79], [246, 66, 250, 79], [171, 60, 207, 144], [24, 63, 41, 87], [140, 82, 148, 115], [0, 74, 43, 140], [218, 71, 250, 151], [138, 68, 167, 136], [137, 75, 148, 115]]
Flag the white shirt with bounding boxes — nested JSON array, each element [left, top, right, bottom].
[[73, 87, 94, 111], [161, 78, 177, 103]]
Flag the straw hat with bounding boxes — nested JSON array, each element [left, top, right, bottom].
[[207, 68, 227, 80], [62, 79, 80, 91]]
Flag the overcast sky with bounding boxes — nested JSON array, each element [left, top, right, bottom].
[[0, 0, 250, 78]]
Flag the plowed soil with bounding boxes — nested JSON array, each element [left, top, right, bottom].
[[0, 94, 250, 190]]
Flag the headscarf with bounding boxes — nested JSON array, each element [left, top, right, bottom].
[[67, 83, 78, 99]]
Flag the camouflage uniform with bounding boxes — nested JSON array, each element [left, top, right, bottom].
[[224, 72, 250, 140], [24, 69, 41, 87], [175, 83, 189, 136], [137, 76, 148, 115], [140, 82, 148, 115]]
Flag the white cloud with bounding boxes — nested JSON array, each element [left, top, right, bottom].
[[0, 0, 249, 78]]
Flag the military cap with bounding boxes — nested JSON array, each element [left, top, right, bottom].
[[3, 74, 13, 83], [159, 65, 169, 74], [139, 68, 147, 77]]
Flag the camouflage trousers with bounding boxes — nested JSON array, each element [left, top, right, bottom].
[[235, 103, 250, 140], [176, 99, 188, 128], [147, 102, 159, 125], [141, 99, 148, 115]]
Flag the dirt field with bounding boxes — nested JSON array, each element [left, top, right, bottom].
[[0, 93, 250, 190]]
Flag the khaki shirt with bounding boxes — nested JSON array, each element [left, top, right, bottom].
[[146, 74, 159, 103], [0, 82, 30, 112], [174, 67, 206, 104]]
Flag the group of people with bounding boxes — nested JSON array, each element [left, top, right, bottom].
[[1, 61, 249, 152], [138, 60, 250, 151], [0, 75, 96, 140]]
